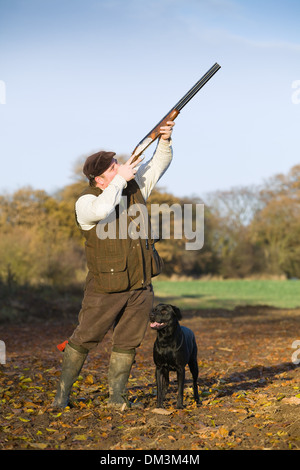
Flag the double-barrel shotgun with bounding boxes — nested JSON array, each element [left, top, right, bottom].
[[131, 62, 221, 162]]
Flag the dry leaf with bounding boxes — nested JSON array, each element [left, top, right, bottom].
[[152, 408, 173, 415], [73, 434, 87, 441], [281, 396, 300, 405], [29, 442, 48, 449], [85, 375, 94, 385]]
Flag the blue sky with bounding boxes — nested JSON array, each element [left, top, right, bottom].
[[1, 0, 300, 198]]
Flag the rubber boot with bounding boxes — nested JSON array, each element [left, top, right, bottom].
[[52, 343, 87, 408], [107, 350, 135, 408]]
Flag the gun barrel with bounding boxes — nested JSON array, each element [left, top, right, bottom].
[[175, 62, 221, 112], [130, 63, 221, 161]]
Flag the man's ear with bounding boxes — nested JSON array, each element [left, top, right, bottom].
[[95, 176, 104, 188]]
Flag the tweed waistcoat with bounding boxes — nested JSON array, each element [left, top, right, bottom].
[[77, 181, 162, 293]]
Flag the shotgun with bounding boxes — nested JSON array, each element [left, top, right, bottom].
[[131, 62, 221, 162]]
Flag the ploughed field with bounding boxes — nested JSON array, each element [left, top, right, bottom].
[[1, 300, 300, 451]]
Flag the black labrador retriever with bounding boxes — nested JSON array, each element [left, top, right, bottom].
[[150, 303, 200, 409]]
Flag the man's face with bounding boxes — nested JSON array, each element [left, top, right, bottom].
[[95, 158, 119, 189]]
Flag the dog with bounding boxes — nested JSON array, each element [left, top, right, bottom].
[[150, 303, 200, 409]]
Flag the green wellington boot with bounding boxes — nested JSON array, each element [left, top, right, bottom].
[[107, 350, 135, 408], [53, 343, 87, 408]]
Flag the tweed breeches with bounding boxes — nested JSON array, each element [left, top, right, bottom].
[[69, 275, 153, 353]]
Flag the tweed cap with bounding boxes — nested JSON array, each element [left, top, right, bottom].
[[83, 151, 116, 180]]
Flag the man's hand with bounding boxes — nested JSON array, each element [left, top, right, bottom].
[[117, 155, 142, 181], [160, 121, 175, 140]]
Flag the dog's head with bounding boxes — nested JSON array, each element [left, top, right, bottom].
[[150, 303, 182, 331]]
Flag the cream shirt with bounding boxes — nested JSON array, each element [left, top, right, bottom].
[[75, 138, 173, 230]]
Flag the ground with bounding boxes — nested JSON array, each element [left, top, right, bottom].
[[1, 305, 300, 452]]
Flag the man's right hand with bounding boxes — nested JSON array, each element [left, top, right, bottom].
[[117, 155, 142, 181]]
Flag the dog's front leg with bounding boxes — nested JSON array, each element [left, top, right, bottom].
[[156, 367, 169, 408], [176, 368, 185, 409]]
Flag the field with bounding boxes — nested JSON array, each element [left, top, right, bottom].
[[1, 279, 300, 456], [153, 278, 300, 310]]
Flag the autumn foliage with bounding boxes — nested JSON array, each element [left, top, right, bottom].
[[0, 162, 300, 290]]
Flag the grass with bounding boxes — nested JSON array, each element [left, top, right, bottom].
[[152, 279, 300, 310]]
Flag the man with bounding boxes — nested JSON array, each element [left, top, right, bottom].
[[53, 121, 175, 408]]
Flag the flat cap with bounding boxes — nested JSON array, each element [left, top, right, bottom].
[[83, 151, 116, 180]]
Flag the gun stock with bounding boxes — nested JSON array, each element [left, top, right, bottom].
[[131, 62, 221, 162]]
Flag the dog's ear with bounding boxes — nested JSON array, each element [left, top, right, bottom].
[[171, 305, 182, 320]]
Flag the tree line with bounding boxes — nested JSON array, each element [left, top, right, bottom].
[[0, 160, 299, 290]]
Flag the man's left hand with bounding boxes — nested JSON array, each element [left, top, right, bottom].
[[160, 121, 175, 140]]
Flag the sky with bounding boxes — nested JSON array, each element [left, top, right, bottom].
[[0, 0, 300, 199]]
